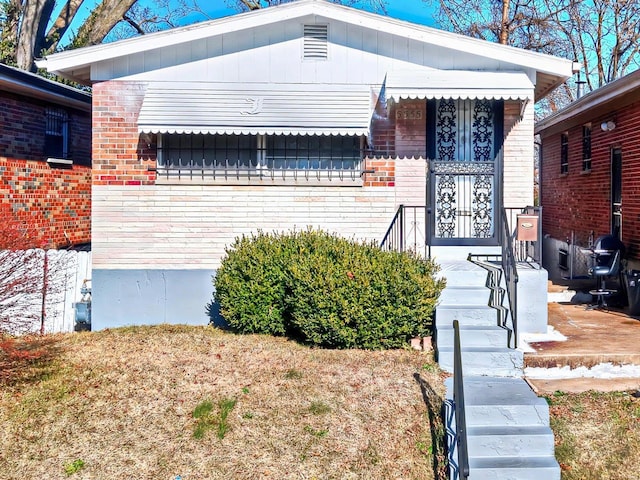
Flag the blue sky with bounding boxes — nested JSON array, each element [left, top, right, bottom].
[[199, 1, 435, 26], [59, 0, 436, 46]]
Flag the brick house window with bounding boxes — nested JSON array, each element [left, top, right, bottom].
[[582, 124, 591, 171], [560, 132, 568, 174], [157, 133, 363, 181], [45, 107, 69, 159]]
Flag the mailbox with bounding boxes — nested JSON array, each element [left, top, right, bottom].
[[516, 214, 538, 241]]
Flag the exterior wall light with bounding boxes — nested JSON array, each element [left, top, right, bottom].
[[601, 120, 616, 131]]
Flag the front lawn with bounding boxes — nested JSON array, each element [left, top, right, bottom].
[[0, 326, 447, 480], [547, 390, 640, 479]]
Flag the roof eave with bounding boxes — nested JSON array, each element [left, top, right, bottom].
[[535, 69, 640, 135], [0, 64, 91, 111], [38, 0, 576, 85]]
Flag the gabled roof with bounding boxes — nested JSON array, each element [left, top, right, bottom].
[[535, 69, 640, 136], [37, 0, 576, 101], [0, 63, 91, 111]]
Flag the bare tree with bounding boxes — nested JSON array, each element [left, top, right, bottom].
[[0, 207, 74, 335], [423, 0, 640, 106], [0, 208, 45, 334]]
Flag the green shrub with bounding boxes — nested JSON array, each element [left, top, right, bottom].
[[213, 231, 292, 336], [213, 229, 445, 349]]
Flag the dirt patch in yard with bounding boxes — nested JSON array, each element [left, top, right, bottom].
[[0, 325, 447, 480]]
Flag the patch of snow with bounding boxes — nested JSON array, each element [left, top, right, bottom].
[[518, 326, 568, 352]]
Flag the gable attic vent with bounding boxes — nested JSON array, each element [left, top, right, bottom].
[[304, 24, 328, 59]]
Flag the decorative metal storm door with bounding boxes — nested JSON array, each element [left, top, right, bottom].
[[428, 98, 503, 246]]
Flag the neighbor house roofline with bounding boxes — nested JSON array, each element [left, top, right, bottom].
[[36, 0, 577, 100], [0, 63, 91, 111], [535, 68, 640, 135]]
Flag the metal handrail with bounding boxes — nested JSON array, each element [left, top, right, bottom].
[[380, 205, 405, 252], [379, 205, 427, 257], [453, 319, 470, 479], [467, 253, 513, 346], [501, 207, 520, 347]]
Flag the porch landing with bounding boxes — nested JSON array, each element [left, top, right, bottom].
[[524, 301, 640, 394]]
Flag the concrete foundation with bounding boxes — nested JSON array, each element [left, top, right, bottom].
[[92, 269, 215, 330], [516, 265, 549, 334]]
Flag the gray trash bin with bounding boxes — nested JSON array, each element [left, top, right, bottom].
[[624, 270, 640, 316]]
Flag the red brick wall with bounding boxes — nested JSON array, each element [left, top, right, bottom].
[[0, 158, 91, 248], [0, 88, 91, 248], [394, 99, 427, 157], [362, 157, 395, 187], [541, 99, 640, 260], [0, 90, 91, 164], [92, 81, 156, 186], [369, 94, 395, 155]]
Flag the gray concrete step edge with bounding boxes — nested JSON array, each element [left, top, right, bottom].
[[437, 347, 524, 376], [439, 286, 491, 305], [436, 325, 510, 348], [467, 456, 560, 480], [435, 305, 498, 327], [466, 425, 555, 457]]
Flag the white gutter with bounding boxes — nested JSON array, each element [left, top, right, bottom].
[[0, 64, 91, 111]]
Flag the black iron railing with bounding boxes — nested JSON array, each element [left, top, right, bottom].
[[501, 207, 520, 348], [379, 205, 427, 257], [453, 319, 470, 479]]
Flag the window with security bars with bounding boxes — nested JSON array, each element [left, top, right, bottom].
[[45, 108, 69, 159], [582, 125, 591, 171], [157, 133, 362, 179], [560, 133, 568, 174]]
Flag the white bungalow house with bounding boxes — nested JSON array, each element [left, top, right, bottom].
[[38, 0, 576, 330]]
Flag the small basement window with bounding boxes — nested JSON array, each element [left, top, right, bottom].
[[45, 107, 69, 160], [582, 124, 591, 171], [560, 132, 568, 174]]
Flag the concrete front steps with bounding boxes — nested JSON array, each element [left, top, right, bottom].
[[437, 259, 560, 479], [436, 261, 523, 377], [445, 377, 559, 480]]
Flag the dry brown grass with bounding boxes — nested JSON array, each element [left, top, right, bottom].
[[0, 325, 447, 480], [547, 390, 640, 480]]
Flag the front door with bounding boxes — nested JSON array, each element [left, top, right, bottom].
[[426, 99, 504, 246], [611, 147, 622, 237]]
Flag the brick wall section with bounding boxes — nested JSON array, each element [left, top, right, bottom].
[[0, 90, 91, 164], [369, 93, 395, 155], [541, 99, 640, 261], [92, 81, 156, 186], [92, 184, 399, 269], [362, 157, 395, 187], [393, 99, 426, 157], [0, 158, 91, 247], [503, 100, 534, 207], [0, 86, 91, 248]]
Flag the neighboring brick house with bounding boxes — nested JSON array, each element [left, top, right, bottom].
[[38, 0, 575, 329], [0, 63, 92, 248], [536, 69, 640, 279]]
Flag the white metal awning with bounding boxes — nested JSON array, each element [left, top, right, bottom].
[[385, 70, 535, 101], [138, 82, 374, 136]]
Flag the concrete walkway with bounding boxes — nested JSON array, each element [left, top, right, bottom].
[[524, 301, 640, 394]]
